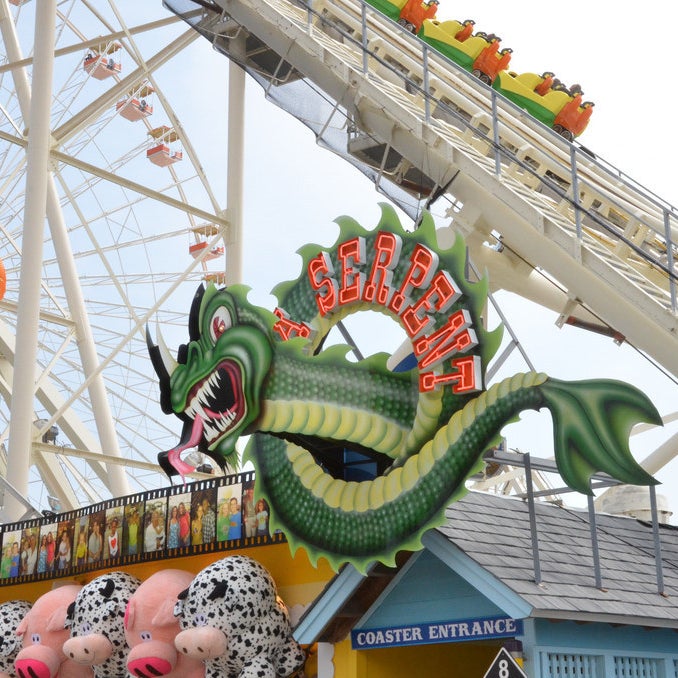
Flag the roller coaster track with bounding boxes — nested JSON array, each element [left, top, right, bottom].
[[166, 0, 678, 380]]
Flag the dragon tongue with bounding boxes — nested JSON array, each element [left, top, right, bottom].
[[167, 415, 205, 484]]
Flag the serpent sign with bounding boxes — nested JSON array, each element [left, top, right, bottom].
[[148, 205, 660, 571]]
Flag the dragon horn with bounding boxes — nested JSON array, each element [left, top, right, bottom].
[[188, 284, 206, 341], [146, 323, 178, 414], [156, 322, 179, 376]]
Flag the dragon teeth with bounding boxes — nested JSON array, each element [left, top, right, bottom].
[[184, 368, 238, 443], [191, 396, 208, 421], [202, 381, 215, 400], [186, 400, 198, 419], [203, 407, 237, 442], [186, 370, 225, 419]]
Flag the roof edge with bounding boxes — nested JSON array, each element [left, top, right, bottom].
[[530, 608, 678, 630], [293, 564, 366, 644], [422, 529, 534, 620]]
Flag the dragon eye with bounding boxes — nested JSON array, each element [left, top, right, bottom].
[[210, 306, 232, 343]]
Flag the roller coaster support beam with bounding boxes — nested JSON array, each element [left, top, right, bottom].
[[225, 34, 246, 285]]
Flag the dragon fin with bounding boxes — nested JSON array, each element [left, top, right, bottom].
[[540, 378, 662, 494]]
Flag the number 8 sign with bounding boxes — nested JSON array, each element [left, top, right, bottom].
[[483, 647, 528, 678]]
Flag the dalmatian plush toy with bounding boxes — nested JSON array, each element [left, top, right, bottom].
[[63, 571, 141, 678], [0, 600, 31, 678], [173, 555, 306, 678]]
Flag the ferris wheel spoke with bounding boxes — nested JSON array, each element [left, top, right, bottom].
[[0, 325, 109, 485], [53, 147, 226, 225], [32, 449, 87, 510]]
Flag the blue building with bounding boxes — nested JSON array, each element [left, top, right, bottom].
[[296, 491, 678, 677]]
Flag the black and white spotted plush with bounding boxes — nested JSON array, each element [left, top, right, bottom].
[[63, 571, 141, 678], [174, 555, 306, 678], [0, 600, 31, 678]]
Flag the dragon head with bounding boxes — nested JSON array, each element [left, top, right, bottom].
[[148, 284, 274, 478]]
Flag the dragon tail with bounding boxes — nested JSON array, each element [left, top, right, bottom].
[[540, 377, 661, 494], [248, 373, 661, 571]]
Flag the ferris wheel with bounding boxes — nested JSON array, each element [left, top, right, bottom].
[[0, 0, 229, 518]]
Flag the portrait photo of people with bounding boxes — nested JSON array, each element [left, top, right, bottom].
[[37, 522, 58, 574], [191, 487, 216, 546], [103, 507, 123, 560], [73, 515, 90, 568], [122, 501, 143, 556], [55, 519, 74, 572], [255, 496, 271, 538], [241, 482, 256, 538], [1, 528, 22, 578], [87, 510, 105, 564], [143, 498, 167, 553], [166, 492, 191, 549], [216, 483, 242, 542], [19, 526, 39, 577]]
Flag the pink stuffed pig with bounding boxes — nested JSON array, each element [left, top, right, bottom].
[[14, 584, 93, 678], [124, 569, 203, 678]]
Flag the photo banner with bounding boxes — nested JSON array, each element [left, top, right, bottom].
[[0, 472, 282, 587]]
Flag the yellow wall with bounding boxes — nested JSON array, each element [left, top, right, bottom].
[[0, 542, 335, 610], [334, 636, 509, 677], [0, 542, 334, 678]]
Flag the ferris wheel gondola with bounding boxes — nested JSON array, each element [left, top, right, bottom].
[[116, 83, 155, 121], [83, 41, 122, 80], [146, 125, 183, 166], [187, 223, 226, 278]]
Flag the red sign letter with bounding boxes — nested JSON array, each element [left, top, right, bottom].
[[389, 244, 437, 314], [400, 271, 461, 339], [308, 251, 338, 316], [338, 237, 366, 307], [273, 307, 312, 340], [419, 356, 481, 393], [363, 231, 401, 305], [414, 310, 477, 369]]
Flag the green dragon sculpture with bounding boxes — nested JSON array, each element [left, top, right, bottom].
[[148, 206, 660, 571]]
